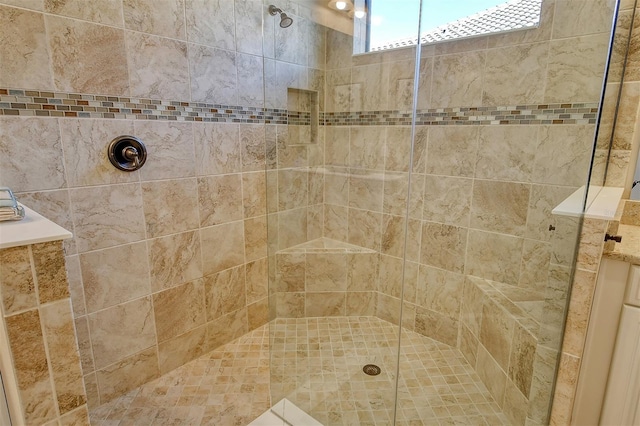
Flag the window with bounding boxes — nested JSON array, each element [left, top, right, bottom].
[[354, 0, 543, 53]]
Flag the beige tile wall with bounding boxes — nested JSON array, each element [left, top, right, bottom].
[[0, 241, 89, 425], [0, 0, 330, 408]]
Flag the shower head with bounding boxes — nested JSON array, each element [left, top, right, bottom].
[[269, 5, 293, 28]]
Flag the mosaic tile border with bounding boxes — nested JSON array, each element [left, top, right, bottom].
[[0, 88, 599, 126]]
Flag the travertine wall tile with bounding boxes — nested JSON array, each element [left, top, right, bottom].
[[0, 6, 52, 89], [123, 0, 186, 39], [204, 265, 246, 320], [33, 241, 69, 304], [0, 245, 36, 314], [40, 299, 86, 414], [95, 346, 160, 403], [153, 279, 206, 342], [148, 231, 202, 292], [44, 0, 123, 26], [5, 310, 57, 424]]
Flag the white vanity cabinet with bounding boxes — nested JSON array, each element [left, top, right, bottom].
[[601, 265, 640, 425]]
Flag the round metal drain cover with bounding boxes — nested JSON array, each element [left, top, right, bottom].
[[363, 364, 381, 376]]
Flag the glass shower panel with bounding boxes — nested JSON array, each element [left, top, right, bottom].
[[397, 0, 620, 425], [264, 0, 422, 424]]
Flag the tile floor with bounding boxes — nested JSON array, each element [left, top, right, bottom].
[[90, 316, 509, 425]]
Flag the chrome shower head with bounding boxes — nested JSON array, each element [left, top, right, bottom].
[[269, 5, 293, 28]]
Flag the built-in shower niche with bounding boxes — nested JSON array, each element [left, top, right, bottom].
[[287, 88, 319, 145]]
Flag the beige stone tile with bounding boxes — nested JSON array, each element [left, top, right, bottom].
[[276, 252, 305, 292], [41, 299, 86, 414], [96, 347, 160, 404], [243, 216, 266, 262], [189, 44, 237, 104], [306, 253, 347, 292], [388, 59, 416, 110], [348, 208, 381, 250], [277, 169, 308, 210], [480, 299, 516, 371], [201, 221, 245, 275], [248, 297, 268, 330], [157, 324, 208, 375], [470, 180, 531, 236], [519, 240, 551, 293], [82, 373, 99, 410], [415, 306, 458, 346], [0, 245, 36, 314], [562, 269, 597, 357], [345, 252, 377, 292], [553, 0, 615, 39], [0, 0, 43, 10], [206, 307, 248, 349], [204, 265, 246, 320], [0, 6, 52, 89], [234, 0, 262, 55], [381, 172, 409, 217], [476, 345, 507, 409], [528, 345, 558, 424], [153, 280, 206, 342], [417, 266, 463, 319], [324, 204, 348, 241], [141, 179, 199, 238], [377, 293, 401, 324], [126, 31, 189, 100], [240, 124, 266, 172], [606, 149, 632, 188], [44, 0, 122, 25], [378, 254, 403, 299], [148, 230, 202, 292], [308, 168, 324, 206], [237, 52, 264, 107], [346, 291, 376, 316], [326, 28, 353, 70], [612, 82, 640, 150], [13, 190, 76, 255], [476, 125, 539, 182], [275, 292, 305, 318], [59, 119, 137, 188], [549, 352, 580, 425], [194, 123, 241, 176], [88, 297, 156, 370], [277, 208, 307, 250], [60, 405, 90, 426], [420, 222, 467, 273], [351, 63, 389, 111], [305, 292, 346, 317], [526, 184, 577, 242], [545, 33, 610, 103], [80, 242, 151, 313], [423, 175, 472, 227], [135, 121, 195, 181], [508, 324, 537, 399], [70, 183, 145, 253], [242, 171, 266, 218], [74, 316, 94, 375], [0, 117, 65, 193], [198, 174, 243, 226], [185, 0, 234, 49], [123, 0, 185, 39], [460, 324, 479, 366], [380, 214, 406, 258], [246, 257, 267, 304], [349, 127, 385, 170], [466, 230, 524, 285], [5, 310, 57, 424], [46, 15, 128, 94], [576, 218, 607, 272], [461, 277, 488, 336], [483, 42, 548, 105], [426, 126, 479, 177], [325, 127, 350, 167], [503, 378, 529, 426], [33, 241, 69, 304], [431, 51, 485, 108]]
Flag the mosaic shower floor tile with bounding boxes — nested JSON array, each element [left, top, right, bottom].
[[90, 317, 509, 426]]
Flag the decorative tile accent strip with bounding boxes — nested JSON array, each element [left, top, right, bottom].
[[0, 88, 599, 126]]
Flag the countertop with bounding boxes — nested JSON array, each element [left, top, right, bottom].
[[0, 204, 72, 250], [604, 223, 640, 265]]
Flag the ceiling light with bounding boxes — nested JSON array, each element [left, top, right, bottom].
[[354, 9, 365, 18], [328, 0, 353, 12]]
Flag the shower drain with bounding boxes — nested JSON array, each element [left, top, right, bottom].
[[363, 364, 381, 376]]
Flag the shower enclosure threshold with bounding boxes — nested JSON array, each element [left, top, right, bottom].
[[248, 398, 323, 426]]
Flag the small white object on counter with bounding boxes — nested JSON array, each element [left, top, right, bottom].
[[0, 204, 72, 249]]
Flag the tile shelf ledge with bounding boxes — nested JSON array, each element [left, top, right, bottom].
[[552, 185, 624, 220], [0, 203, 72, 249]]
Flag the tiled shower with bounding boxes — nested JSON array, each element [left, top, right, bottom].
[[0, 0, 635, 424]]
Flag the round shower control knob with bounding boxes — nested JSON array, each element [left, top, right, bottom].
[[108, 135, 147, 171]]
